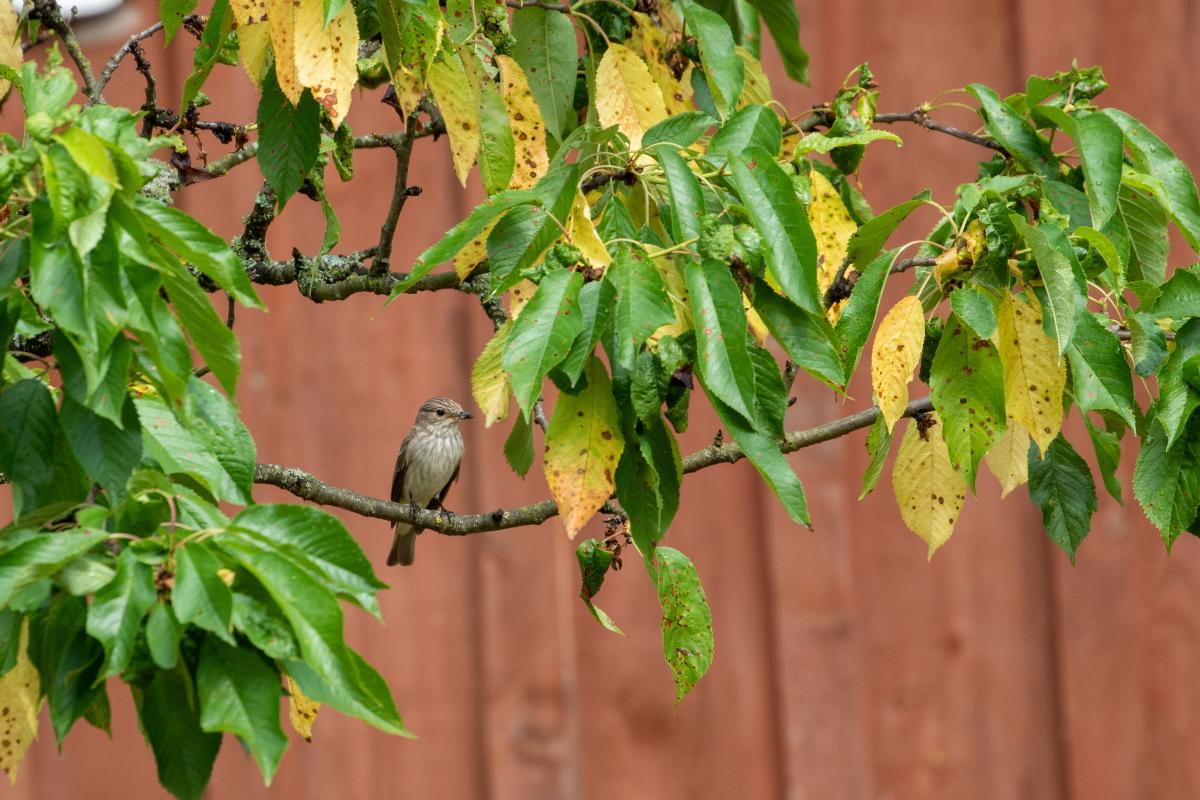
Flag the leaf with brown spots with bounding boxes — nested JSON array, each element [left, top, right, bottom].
[[736, 47, 772, 108], [496, 55, 549, 190], [595, 43, 668, 151], [471, 319, 512, 427], [544, 357, 625, 539], [428, 51, 481, 185], [870, 295, 925, 432], [806, 170, 857, 323], [286, 674, 320, 742], [891, 413, 968, 558], [0, 619, 41, 785], [630, 12, 692, 116], [453, 220, 496, 281], [995, 293, 1065, 455], [984, 420, 1031, 497], [230, 0, 268, 26]]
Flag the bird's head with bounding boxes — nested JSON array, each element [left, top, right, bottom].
[[415, 396, 474, 429]]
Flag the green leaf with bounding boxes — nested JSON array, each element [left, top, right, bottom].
[[511, 8, 578, 139], [387, 189, 539, 297], [1104, 109, 1200, 252], [135, 395, 248, 504], [654, 546, 714, 703], [156, 248, 241, 398], [792, 129, 902, 156], [558, 278, 615, 386], [966, 84, 1059, 179], [27, 593, 107, 744], [1010, 215, 1084, 353], [1128, 312, 1167, 377], [747, 342, 786, 436], [231, 504, 386, 618], [613, 411, 681, 557], [1028, 435, 1097, 561], [729, 150, 819, 313], [843, 192, 929, 268], [146, 602, 182, 669], [55, 333, 133, 428], [503, 411, 535, 478], [575, 539, 623, 636], [486, 164, 581, 295], [478, 83, 515, 195], [608, 246, 674, 355], [744, 0, 808, 83], [86, 548, 155, 678], [709, 106, 782, 158], [134, 197, 262, 308], [1113, 185, 1168, 285], [1152, 319, 1200, 448], [1075, 112, 1123, 228], [834, 247, 895, 384], [685, 258, 757, 423], [60, 396, 142, 498], [642, 112, 717, 150], [188, 377, 256, 502], [1133, 414, 1200, 549], [231, 590, 300, 661], [949, 286, 997, 339], [710, 393, 809, 525], [929, 315, 1006, 489], [215, 534, 406, 735], [378, 0, 443, 79], [0, 378, 60, 511], [174, 542, 235, 644], [257, 67, 321, 208], [0, 533, 100, 608], [1066, 311, 1137, 430], [1084, 417, 1123, 504], [502, 269, 585, 416], [1148, 267, 1200, 321], [54, 556, 116, 596], [197, 636, 288, 784], [179, 0, 233, 114], [859, 414, 892, 499], [655, 148, 704, 242], [685, 5, 744, 119], [159, 0, 197, 44], [752, 283, 843, 389], [1074, 225, 1125, 292], [137, 666, 222, 800]]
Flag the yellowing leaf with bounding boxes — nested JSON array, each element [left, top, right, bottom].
[[277, 0, 358, 125], [471, 319, 512, 427], [934, 219, 986, 284], [454, 219, 496, 280], [630, 12, 692, 116], [566, 192, 611, 269], [0, 0, 22, 98], [322, 3, 360, 127], [736, 47, 772, 108], [238, 22, 272, 87], [0, 620, 41, 785], [892, 414, 968, 558], [544, 357, 625, 539], [995, 293, 1065, 455], [744, 295, 768, 345], [507, 278, 537, 319], [391, 65, 426, 119], [595, 43, 668, 151], [268, 0, 300, 102], [428, 53, 481, 185], [807, 171, 857, 324], [984, 420, 1030, 497], [871, 295, 925, 432], [286, 674, 320, 742], [229, 0, 268, 25], [497, 55, 549, 190]]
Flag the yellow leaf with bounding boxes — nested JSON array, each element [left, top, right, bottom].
[[736, 46, 772, 108], [807, 170, 857, 325], [995, 293, 1065, 455], [390, 65, 426, 119], [566, 192, 611, 269], [238, 22, 272, 87], [496, 55, 548, 190], [289, 0, 358, 126], [0, 0, 21, 99], [630, 13, 692, 116], [428, 53, 481, 185], [229, 0, 268, 26], [934, 219, 986, 284], [744, 295, 768, 345], [544, 357, 625, 538], [471, 319, 512, 427], [454, 219, 496, 281], [984, 420, 1030, 497], [892, 413, 968, 558], [286, 674, 320, 742], [268, 0, 300, 103], [595, 43, 668, 151], [507, 278, 537, 319], [0, 620, 41, 785], [870, 295, 925, 432], [779, 133, 802, 162]]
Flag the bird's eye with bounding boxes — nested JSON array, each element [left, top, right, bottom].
[[436, 409, 445, 416]]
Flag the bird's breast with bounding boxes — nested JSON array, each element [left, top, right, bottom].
[[402, 428, 464, 503]]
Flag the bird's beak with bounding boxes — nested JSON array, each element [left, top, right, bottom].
[[458, 410, 474, 420]]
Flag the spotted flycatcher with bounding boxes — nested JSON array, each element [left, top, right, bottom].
[[387, 396, 473, 566]]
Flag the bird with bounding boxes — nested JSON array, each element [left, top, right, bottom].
[[387, 396, 473, 566]]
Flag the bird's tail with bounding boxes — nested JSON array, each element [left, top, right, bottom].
[[387, 524, 417, 566]]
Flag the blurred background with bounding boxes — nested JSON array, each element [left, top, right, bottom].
[[6, 1, 1200, 798]]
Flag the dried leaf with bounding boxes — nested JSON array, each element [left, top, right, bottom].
[[996, 293, 1065, 455], [471, 320, 513, 427], [0, 620, 41, 785], [892, 414, 968, 558], [497, 55, 549, 190], [870, 295, 925, 432], [286, 674, 320, 742], [595, 43, 668, 151]]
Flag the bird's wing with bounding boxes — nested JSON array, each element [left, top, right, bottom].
[[390, 428, 415, 504], [431, 461, 461, 509]]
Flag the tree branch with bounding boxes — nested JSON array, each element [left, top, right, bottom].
[[874, 109, 1004, 153], [30, 0, 97, 100], [370, 118, 421, 275], [92, 20, 167, 104], [254, 397, 935, 535]]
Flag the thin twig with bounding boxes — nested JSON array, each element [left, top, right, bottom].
[[30, 0, 97, 100], [875, 109, 1005, 153], [370, 118, 421, 275], [254, 397, 935, 535], [92, 20, 166, 104]]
